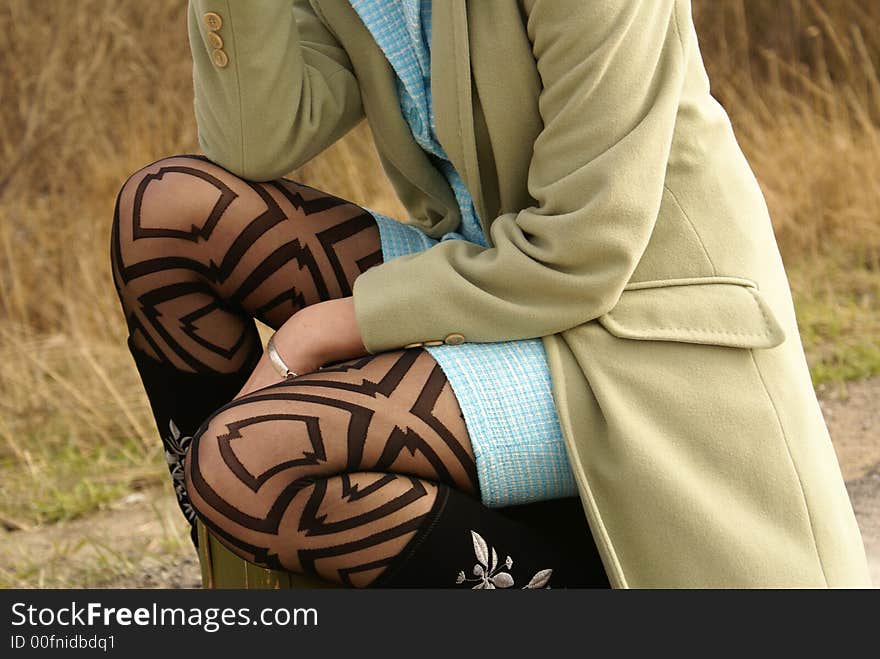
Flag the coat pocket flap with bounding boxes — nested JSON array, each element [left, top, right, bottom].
[[597, 278, 786, 349]]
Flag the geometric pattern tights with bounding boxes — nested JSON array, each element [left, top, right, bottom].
[[111, 155, 479, 587]]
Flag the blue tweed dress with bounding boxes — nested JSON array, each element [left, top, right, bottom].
[[348, 0, 578, 507]]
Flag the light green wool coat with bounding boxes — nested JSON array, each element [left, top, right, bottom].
[[187, 0, 871, 588]]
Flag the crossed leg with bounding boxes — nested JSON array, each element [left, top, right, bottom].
[[185, 348, 479, 587]]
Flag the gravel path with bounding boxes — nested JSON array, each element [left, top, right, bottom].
[[819, 378, 880, 585]]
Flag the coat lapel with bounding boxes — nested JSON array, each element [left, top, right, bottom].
[[314, 0, 461, 236], [431, 0, 489, 236], [317, 0, 488, 237]]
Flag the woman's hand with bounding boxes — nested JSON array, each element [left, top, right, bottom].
[[235, 297, 369, 399]]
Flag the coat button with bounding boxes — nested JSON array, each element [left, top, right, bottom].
[[203, 12, 223, 30], [444, 333, 465, 345], [211, 49, 229, 68], [423, 340, 444, 347], [403, 342, 424, 349], [206, 31, 224, 50]]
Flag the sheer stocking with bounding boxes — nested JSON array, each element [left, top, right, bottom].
[[185, 348, 478, 587], [112, 154, 382, 375]]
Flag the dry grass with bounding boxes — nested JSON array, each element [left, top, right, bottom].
[[0, 0, 877, 568], [695, 1, 880, 260]]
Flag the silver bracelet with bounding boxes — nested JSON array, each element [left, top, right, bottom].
[[267, 333, 299, 379]]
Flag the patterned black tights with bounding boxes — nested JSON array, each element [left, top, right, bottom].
[[111, 155, 607, 588]]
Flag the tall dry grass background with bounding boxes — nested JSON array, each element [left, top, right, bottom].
[[0, 1, 878, 585]]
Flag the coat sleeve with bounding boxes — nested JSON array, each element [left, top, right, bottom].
[[187, 0, 364, 181], [351, 0, 691, 354]]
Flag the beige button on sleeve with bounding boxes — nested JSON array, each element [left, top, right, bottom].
[[203, 11, 222, 30], [187, 0, 365, 182], [211, 49, 229, 68], [206, 31, 223, 49]]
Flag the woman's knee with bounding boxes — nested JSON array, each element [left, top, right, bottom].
[[110, 153, 255, 309], [182, 399, 331, 522], [114, 154, 235, 244], [182, 412, 284, 565]]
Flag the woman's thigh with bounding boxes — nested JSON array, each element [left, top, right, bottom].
[[184, 347, 479, 583], [111, 154, 382, 373]]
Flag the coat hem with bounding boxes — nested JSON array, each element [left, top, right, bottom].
[[541, 334, 629, 589], [747, 349, 830, 587]]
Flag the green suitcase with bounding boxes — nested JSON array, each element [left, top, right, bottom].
[[195, 519, 340, 589]]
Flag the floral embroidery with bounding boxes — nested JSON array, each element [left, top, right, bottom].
[[456, 530, 553, 589], [164, 419, 195, 524]]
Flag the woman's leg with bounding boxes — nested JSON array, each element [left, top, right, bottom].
[[112, 154, 381, 374], [184, 349, 606, 588], [110, 154, 383, 538]]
